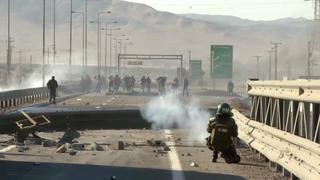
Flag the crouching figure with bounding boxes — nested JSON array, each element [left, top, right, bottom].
[[206, 103, 241, 164]]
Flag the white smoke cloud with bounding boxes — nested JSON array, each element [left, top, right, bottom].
[[141, 93, 211, 142]]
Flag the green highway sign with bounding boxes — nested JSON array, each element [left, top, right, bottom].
[[210, 45, 233, 79], [189, 60, 202, 81]]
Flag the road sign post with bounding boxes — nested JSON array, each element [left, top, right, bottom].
[[210, 45, 233, 88], [189, 60, 202, 82]]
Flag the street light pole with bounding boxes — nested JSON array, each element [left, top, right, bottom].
[[109, 30, 113, 75], [271, 42, 282, 80], [53, 0, 56, 65], [85, 0, 88, 75], [42, 0, 46, 87], [69, 0, 73, 80], [104, 23, 108, 77], [113, 34, 126, 75], [107, 28, 120, 76], [72, 11, 85, 76], [307, 41, 312, 78], [7, 0, 11, 82], [115, 38, 118, 75], [95, 11, 111, 75], [265, 50, 273, 80]]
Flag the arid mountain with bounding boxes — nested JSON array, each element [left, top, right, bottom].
[[0, 0, 313, 81]]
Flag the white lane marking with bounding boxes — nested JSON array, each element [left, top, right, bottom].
[[164, 129, 186, 180], [0, 145, 17, 152]]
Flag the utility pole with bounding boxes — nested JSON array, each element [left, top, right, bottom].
[[53, 0, 56, 65], [113, 34, 126, 75], [18, 50, 23, 88], [307, 41, 312, 78], [69, 0, 73, 80], [271, 42, 282, 80], [30, 55, 33, 71], [104, 23, 108, 77], [42, 0, 46, 87], [287, 60, 292, 80], [188, 50, 191, 69], [18, 50, 22, 65], [93, 11, 111, 75], [253, 56, 262, 79], [109, 30, 113, 75], [108, 29, 121, 76], [304, 0, 320, 76], [265, 50, 273, 80], [6, 0, 11, 82], [115, 38, 118, 75], [47, 48, 50, 65]]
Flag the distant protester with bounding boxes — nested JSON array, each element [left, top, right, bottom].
[[47, 76, 58, 104]]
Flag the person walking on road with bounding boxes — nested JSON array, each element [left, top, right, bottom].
[[47, 76, 58, 104], [227, 80, 234, 96], [183, 77, 189, 96], [140, 76, 146, 93], [146, 76, 151, 93]]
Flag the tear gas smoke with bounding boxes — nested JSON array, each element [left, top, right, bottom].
[[141, 93, 211, 143]]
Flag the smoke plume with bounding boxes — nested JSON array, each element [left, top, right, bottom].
[[141, 93, 211, 143]]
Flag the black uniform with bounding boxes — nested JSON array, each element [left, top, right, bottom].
[[206, 103, 240, 163], [47, 77, 58, 104]]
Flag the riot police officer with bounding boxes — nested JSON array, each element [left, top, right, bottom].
[[206, 103, 240, 163]]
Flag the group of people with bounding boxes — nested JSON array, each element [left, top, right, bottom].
[[108, 75, 122, 93], [48, 75, 241, 164], [140, 76, 152, 93], [80, 75, 93, 93]]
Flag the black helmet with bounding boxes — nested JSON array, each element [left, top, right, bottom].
[[216, 103, 233, 116]]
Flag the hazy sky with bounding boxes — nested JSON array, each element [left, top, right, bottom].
[[127, 0, 313, 20]]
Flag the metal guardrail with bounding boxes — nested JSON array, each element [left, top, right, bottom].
[[0, 87, 49, 109], [233, 109, 320, 180], [247, 80, 320, 143], [0, 84, 80, 109], [247, 79, 320, 103]]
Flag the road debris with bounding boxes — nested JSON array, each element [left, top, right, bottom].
[[163, 145, 171, 151], [190, 162, 199, 167], [118, 141, 125, 150], [69, 150, 77, 156], [18, 146, 29, 152], [72, 143, 85, 151], [42, 139, 57, 147], [147, 139, 164, 146], [88, 142, 104, 151], [56, 144, 67, 153], [58, 128, 80, 144], [24, 137, 42, 145]]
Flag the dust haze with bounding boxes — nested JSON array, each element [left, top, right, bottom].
[[0, 0, 315, 91]]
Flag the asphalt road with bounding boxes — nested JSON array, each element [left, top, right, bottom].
[[0, 92, 285, 180]]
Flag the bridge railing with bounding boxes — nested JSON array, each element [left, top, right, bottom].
[[233, 109, 320, 180], [0, 83, 80, 109], [247, 80, 320, 143]]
